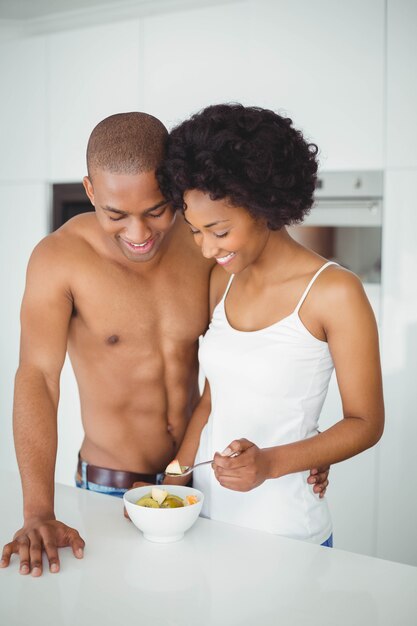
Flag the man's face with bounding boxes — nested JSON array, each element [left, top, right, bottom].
[[83, 169, 176, 263]]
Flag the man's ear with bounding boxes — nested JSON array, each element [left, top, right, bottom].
[[83, 176, 95, 207]]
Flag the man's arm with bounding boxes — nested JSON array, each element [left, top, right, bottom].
[[0, 236, 85, 576]]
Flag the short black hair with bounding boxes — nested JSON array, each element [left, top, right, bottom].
[[157, 103, 318, 230], [87, 112, 168, 179]]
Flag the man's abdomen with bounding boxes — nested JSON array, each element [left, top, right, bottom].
[[68, 340, 199, 474]]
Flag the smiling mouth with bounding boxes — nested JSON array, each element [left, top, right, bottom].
[[215, 252, 236, 266], [120, 237, 156, 254]]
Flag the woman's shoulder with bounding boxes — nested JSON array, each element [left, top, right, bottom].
[[316, 263, 366, 301], [311, 262, 375, 329]]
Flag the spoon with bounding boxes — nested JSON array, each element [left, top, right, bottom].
[[165, 452, 239, 478]]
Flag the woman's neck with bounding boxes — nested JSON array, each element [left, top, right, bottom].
[[242, 227, 303, 286]]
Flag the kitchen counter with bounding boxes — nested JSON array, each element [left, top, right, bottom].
[[0, 471, 416, 626]]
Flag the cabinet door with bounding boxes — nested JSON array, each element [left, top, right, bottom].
[[0, 183, 48, 473], [142, 0, 384, 170], [0, 37, 47, 182], [47, 20, 142, 182], [386, 0, 417, 168], [377, 170, 417, 566]]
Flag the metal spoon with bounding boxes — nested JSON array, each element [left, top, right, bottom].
[[165, 452, 239, 478]]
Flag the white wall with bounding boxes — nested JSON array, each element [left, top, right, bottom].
[[47, 20, 142, 181], [142, 0, 384, 170], [376, 0, 417, 566], [0, 183, 49, 474], [0, 34, 50, 475], [377, 170, 417, 566], [0, 0, 416, 564]]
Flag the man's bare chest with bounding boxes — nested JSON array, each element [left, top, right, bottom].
[[68, 258, 210, 346]]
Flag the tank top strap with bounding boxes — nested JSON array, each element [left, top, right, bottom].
[[294, 261, 338, 314], [219, 273, 235, 304]]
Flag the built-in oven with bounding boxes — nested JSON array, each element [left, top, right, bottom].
[[288, 170, 383, 286]]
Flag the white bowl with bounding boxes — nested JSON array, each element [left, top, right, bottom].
[[123, 485, 204, 543]]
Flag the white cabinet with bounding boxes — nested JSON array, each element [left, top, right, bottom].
[[143, 0, 384, 170], [56, 356, 84, 487], [47, 20, 142, 182], [0, 183, 49, 473], [0, 36, 47, 182], [376, 170, 417, 566], [386, 0, 417, 168]]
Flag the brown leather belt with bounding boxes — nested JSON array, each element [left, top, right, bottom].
[[77, 455, 160, 489]]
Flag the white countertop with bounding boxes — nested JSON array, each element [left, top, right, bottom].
[[1, 471, 416, 626]]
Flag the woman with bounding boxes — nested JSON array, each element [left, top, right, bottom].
[[158, 104, 384, 545]]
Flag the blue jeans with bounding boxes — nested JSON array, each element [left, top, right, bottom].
[[321, 534, 333, 548]]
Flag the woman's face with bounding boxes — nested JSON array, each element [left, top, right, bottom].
[[183, 189, 270, 273]]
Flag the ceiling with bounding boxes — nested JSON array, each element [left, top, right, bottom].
[[0, 0, 143, 20], [0, 0, 237, 34]]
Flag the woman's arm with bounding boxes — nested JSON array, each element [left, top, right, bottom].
[[163, 264, 227, 485], [163, 381, 211, 487]]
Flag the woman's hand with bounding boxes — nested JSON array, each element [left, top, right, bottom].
[[213, 439, 270, 492], [213, 439, 331, 496]]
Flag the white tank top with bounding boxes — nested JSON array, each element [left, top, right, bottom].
[[193, 261, 337, 544]]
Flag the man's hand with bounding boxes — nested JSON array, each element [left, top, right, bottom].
[[307, 466, 330, 498], [0, 519, 85, 577]]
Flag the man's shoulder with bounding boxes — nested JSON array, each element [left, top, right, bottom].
[[29, 214, 95, 274], [54, 212, 98, 244], [31, 213, 97, 262]]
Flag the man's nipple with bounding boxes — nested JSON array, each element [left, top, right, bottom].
[[106, 334, 120, 345]]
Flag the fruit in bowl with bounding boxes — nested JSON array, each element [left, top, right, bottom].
[[165, 459, 184, 475], [124, 484, 204, 543], [136, 487, 199, 509]]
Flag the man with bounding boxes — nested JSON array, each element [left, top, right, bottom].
[[0, 113, 329, 577]]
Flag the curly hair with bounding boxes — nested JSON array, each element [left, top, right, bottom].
[[157, 103, 319, 230]]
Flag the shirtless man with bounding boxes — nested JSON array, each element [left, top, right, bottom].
[[0, 113, 329, 577]]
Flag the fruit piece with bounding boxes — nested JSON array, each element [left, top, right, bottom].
[[184, 495, 198, 506], [151, 487, 168, 505], [136, 495, 160, 508], [165, 459, 183, 475], [161, 495, 184, 508]]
